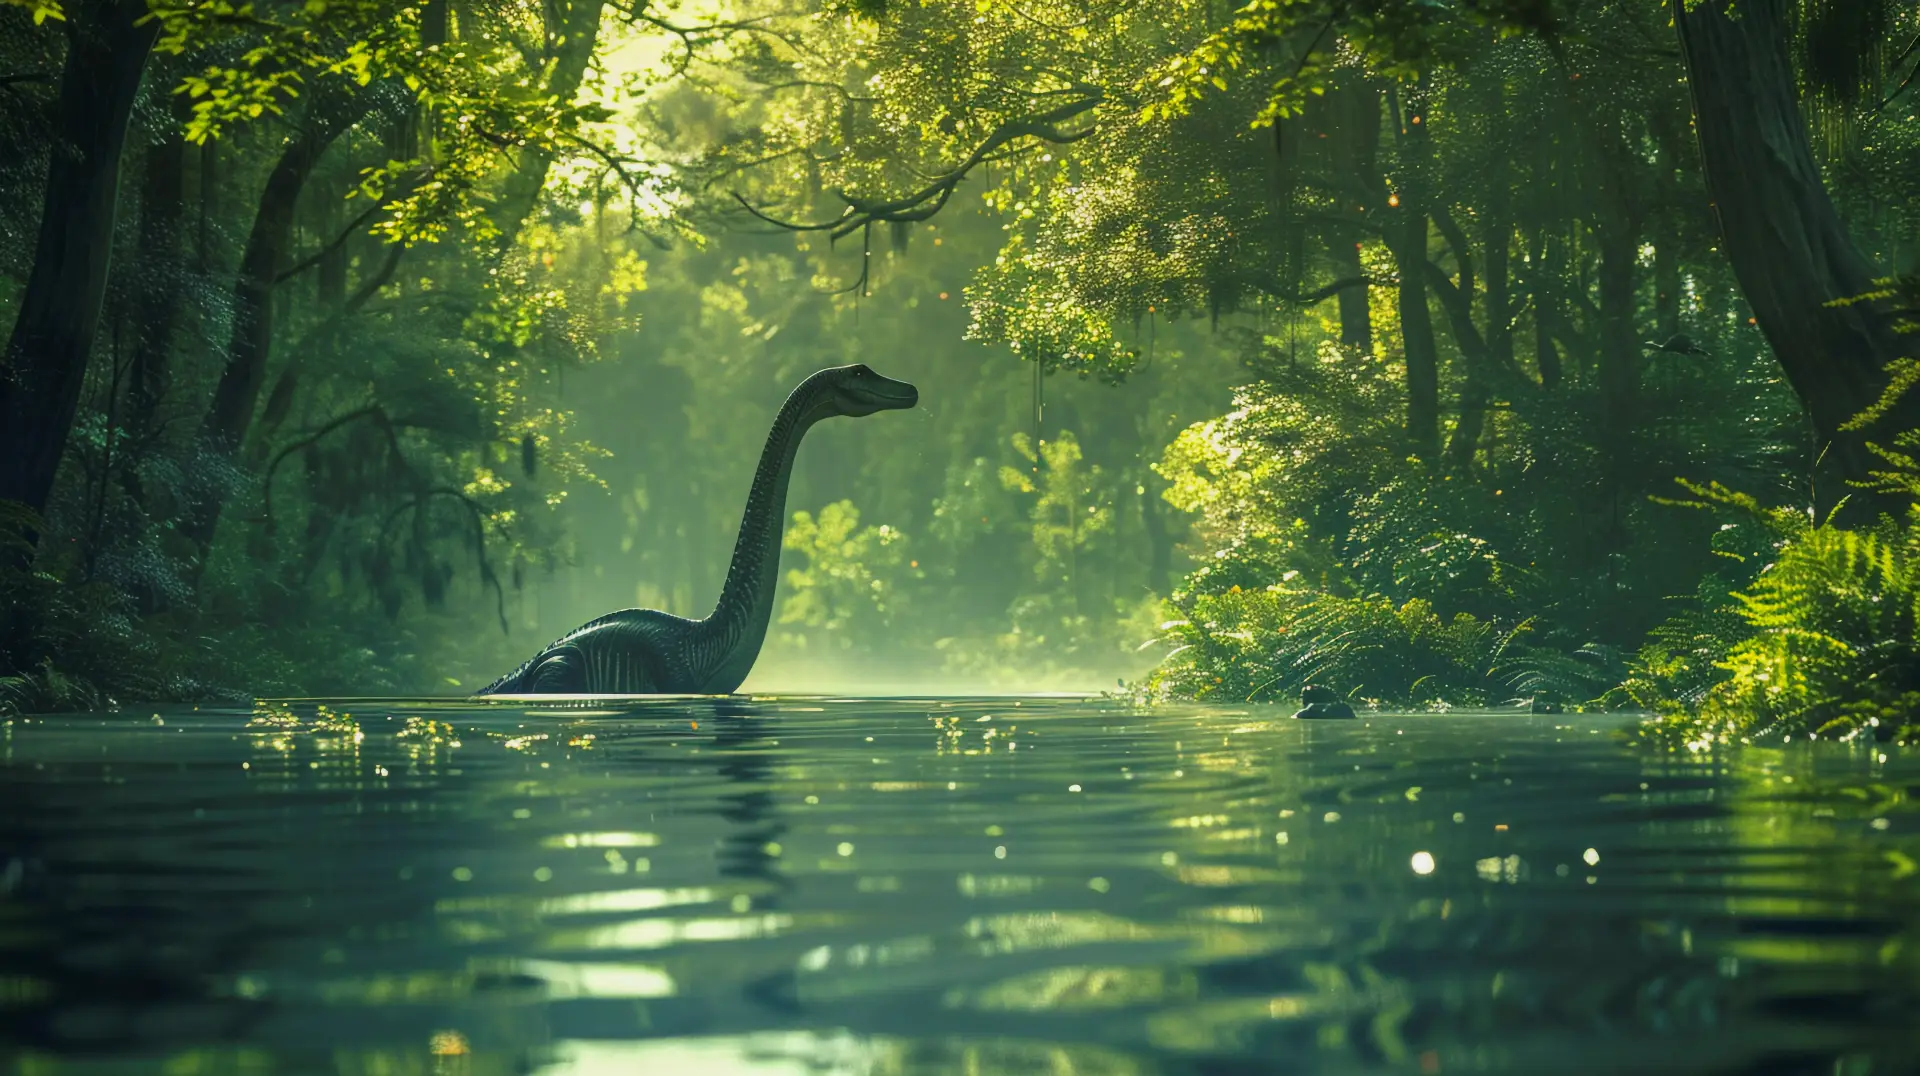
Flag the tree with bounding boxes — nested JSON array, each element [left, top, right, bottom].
[[1674, 0, 1920, 518], [0, 0, 157, 522]]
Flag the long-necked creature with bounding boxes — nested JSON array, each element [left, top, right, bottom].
[[478, 364, 918, 695]]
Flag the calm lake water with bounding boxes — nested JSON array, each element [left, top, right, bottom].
[[1, 697, 1917, 1074]]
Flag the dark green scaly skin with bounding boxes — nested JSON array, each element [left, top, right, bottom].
[[477, 365, 916, 696]]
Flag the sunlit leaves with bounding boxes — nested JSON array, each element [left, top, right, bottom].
[[3, 0, 65, 24], [999, 431, 1113, 585], [779, 500, 912, 646]]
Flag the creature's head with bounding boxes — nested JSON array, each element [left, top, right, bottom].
[[810, 364, 919, 418]]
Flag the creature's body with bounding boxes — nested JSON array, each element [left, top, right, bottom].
[[1292, 684, 1356, 720], [478, 364, 918, 696]]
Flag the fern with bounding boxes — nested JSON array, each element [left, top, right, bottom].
[[1636, 521, 1920, 745]]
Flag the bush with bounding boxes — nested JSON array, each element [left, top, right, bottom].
[[1634, 523, 1920, 746], [1144, 584, 1529, 707], [1625, 464, 1920, 747]]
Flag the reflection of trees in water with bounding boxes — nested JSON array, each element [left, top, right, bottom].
[[0, 709, 526, 1063], [0, 735, 278, 1054], [1154, 745, 1920, 1073], [706, 699, 791, 905]]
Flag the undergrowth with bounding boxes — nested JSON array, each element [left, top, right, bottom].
[[1144, 585, 1536, 708], [1625, 470, 1920, 748]]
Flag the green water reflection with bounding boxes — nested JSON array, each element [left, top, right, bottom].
[[1, 698, 1916, 1074]]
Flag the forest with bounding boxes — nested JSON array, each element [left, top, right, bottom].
[[2, 0, 1919, 747]]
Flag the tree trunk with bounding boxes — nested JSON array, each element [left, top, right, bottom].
[[1675, 0, 1920, 517], [1387, 86, 1440, 463], [1653, 232, 1681, 341], [492, 0, 607, 247], [1596, 216, 1641, 479], [1328, 235, 1373, 353], [0, 0, 156, 520], [128, 97, 190, 443], [182, 88, 374, 557], [1391, 217, 1441, 462], [1530, 230, 1565, 389], [1325, 78, 1380, 354]]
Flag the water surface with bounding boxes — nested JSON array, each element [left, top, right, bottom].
[[2, 697, 1917, 1074]]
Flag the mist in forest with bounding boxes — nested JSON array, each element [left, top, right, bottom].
[[518, 211, 1243, 695]]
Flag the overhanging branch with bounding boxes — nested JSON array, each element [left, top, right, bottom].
[[731, 92, 1103, 242]]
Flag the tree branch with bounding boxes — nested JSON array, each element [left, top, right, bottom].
[[1278, 275, 1383, 304], [274, 188, 400, 285], [731, 92, 1102, 241]]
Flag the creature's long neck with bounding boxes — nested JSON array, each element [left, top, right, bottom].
[[695, 384, 824, 689]]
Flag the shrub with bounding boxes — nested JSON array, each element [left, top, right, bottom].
[[1636, 524, 1920, 746], [1145, 584, 1529, 707]]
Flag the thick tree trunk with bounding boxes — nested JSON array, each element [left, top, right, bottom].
[[0, 0, 156, 520], [1675, 0, 1920, 516]]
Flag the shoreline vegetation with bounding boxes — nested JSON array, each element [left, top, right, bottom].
[[4, 1, 1920, 752]]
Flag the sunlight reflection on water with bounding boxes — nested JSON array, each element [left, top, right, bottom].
[[1, 697, 1917, 1074]]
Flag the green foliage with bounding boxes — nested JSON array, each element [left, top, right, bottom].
[[779, 500, 912, 652], [1636, 522, 1920, 747], [1146, 585, 1525, 706], [1628, 462, 1920, 746], [998, 431, 1113, 595], [1833, 273, 1920, 431], [1, 0, 60, 24], [5, 0, 1915, 722]]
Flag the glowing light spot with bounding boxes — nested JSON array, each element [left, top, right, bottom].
[[993, 845, 1006, 859], [1411, 851, 1436, 875], [430, 1030, 470, 1056], [452, 867, 473, 882], [533, 866, 553, 882], [1089, 877, 1110, 893], [1388, 193, 1401, 207], [837, 842, 855, 857], [1583, 848, 1601, 866], [1068, 784, 1082, 792]]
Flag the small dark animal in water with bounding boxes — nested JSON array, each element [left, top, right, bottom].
[[1292, 684, 1356, 720], [478, 364, 919, 695]]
